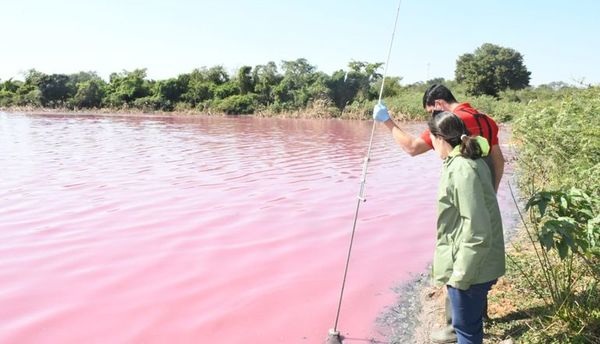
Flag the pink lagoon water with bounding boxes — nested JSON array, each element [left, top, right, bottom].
[[0, 112, 515, 343]]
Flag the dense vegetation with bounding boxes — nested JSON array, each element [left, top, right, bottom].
[[0, 62, 580, 123], [485, 86, 600, 343], [0, 59, 393, 115], [0, 43, 540, 120]]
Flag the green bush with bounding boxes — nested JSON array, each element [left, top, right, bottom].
[[132, 96, 172, 112], [469, 95, 527, 122], [71, 79, 105, 109], [17, 88, 42, 107], [214, 94, 256, 114], [506, 86, 600, 343], [513, 87, 600, 192], [0, 90, 15, 107], [383, 90, 428, 121]]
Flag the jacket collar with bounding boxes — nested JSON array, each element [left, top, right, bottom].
[[447, 136, 490, 158]]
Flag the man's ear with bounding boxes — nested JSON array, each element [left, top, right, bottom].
[[439, 100, 450, 110]]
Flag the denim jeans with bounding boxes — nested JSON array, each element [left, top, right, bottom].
[[447, 280, 497, 344]]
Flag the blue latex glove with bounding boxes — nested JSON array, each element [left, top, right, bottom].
[[372, 102, 390, 122]]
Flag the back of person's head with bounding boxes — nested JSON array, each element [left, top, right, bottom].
[[422, 84, 457, 108], [428, 111, 482, 160]]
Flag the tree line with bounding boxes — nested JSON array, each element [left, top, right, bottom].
[[0, 59, 401, 114], [0, 43, 548, 115]]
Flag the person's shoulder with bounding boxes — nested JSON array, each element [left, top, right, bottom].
[[447, 156, 488, 187], [453, 103, 478, 120], [444, 157, 476, 189], [453, 102, 475, 114], [454, 103, 483, 116], [455, 102, 499, 125]]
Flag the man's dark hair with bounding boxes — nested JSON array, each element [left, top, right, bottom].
[[422, 84, 457, 108]]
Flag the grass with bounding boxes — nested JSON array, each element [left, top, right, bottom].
[[484, 230, 600, 343], [481, 86, 600, 344]]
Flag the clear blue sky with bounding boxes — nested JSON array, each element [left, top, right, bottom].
[[2, 0, 598, 86]]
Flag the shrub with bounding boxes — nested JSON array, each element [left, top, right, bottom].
[[132, 96, 172, 112], [0, 90, 15, 107], [71, 79, 105, 109], [505, 86, 600, 343], [513, 87, 600, 192], [214, 94, 256, 114]]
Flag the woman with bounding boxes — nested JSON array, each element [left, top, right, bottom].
[[428, 111, 505, 344]]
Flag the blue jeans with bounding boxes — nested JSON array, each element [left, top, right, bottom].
[[447, 280, 496, 344]]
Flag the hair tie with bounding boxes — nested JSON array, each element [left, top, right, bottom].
[[460, 134, 468, 141]]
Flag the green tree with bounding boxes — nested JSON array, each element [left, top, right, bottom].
[[24, 70, 75, 107], [105, 69, 151, 107], [327, 70, 359, 109], [1, 78, 22, 93], [68, 71, 102, 89], [370, 76, 403, 99], [348, 60, 383, 100], [24, 69, 45, 88], [213, 81, 240, 100], [13, 71, 43, 106], [154, 78, 186, 103], [43, 74, 76, 106], [306, 72, 331, 103], [274, 58, 322, 109], [0, 79, 24, 107], [348, 61, 383, 80], [326, 61, 383, 109], [179, 66, 231, 107], [71, 79, 106, 108], [181, 69, 214, 106], [16, 87, 42, 106], [455, 43, 531, 97], [236, 66, 254, 95], [204, 66, 229, 85], [252, 61, 281, 106]]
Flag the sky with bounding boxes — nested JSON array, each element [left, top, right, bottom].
[[1, 0, 599, 86]]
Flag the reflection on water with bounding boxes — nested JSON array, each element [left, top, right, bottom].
[[0, 112, 516, 343]]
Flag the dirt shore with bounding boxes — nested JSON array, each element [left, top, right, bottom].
[[377, 271, 444, 344], [1, 106, 370, 120]]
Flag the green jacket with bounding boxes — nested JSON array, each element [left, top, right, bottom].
[[433, 144, 506, 290]]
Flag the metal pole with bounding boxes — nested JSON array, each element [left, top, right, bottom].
[[329, 0, 403, 338]]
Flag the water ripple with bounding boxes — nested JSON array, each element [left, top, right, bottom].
[[0, 112, 516, 344]]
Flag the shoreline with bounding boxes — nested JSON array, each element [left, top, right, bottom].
[[1, 106, 242, 118], [0, 106, 428, 122], [0, 106, 344, 118], [377, 271, 439, 343]]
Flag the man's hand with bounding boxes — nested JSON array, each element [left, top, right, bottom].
[[373, 102, 390, 122]]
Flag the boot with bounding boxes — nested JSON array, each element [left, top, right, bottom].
[[430, 293, 457, 343]]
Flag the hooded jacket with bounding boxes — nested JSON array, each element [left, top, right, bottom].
[[433, 139, 506, 290]]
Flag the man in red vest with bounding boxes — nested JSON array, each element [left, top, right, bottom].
[[372, 84, 505, 343], [373, 84, 504, 191]]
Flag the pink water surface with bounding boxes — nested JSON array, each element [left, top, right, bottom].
[[0, 112, 515, 343]]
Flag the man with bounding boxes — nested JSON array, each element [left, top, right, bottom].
[[373, 84, 504, 192], [372, 84, 505, 343]]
